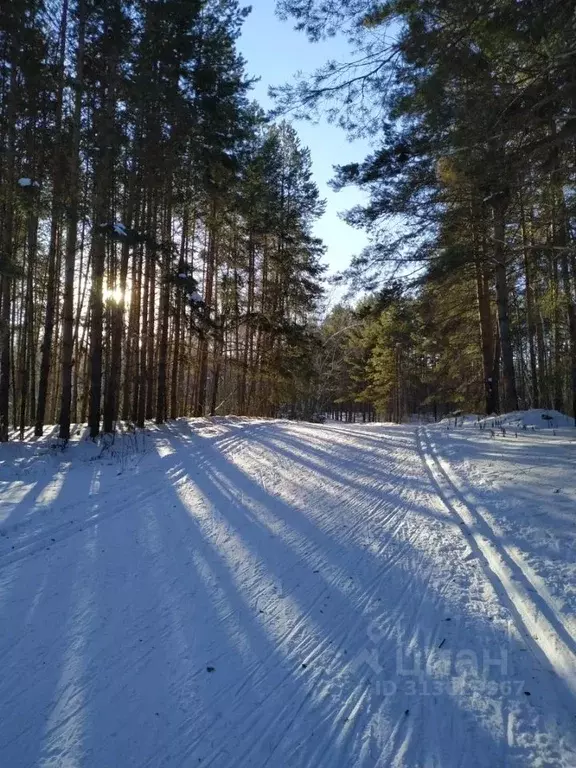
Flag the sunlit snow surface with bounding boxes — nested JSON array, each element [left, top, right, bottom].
[[0, 415, 574, 767]]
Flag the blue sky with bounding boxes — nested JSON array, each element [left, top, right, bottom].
[[237, 1, 371, 286]]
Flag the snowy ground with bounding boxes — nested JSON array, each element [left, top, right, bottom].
[[0, 417, 575, 767]]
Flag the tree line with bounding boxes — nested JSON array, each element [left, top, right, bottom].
[[280, 0, 576, 422], [0, 0, 325, 442]]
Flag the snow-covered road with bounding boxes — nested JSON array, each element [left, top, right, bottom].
[[1, 419, 575, 767]]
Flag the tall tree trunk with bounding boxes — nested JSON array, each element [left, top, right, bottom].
[[136, 209, 151, 427], [195, 212, 217, 417], [0, 63, 17, 442], [548, 249, 564, 411], [125, 240, 142, 421], [35, 0, 68, 435], [520, 197, 540, 408], [103, 179, 134, 432], [169, 208, 190, 419], [0, 274, 11, 443], [492, 199, 518, 412], [20, 205, 39, 436], [156, 196, 172, 424], [59, 0, 85, 439], [239, 232, 255, 414], [474, 222, 497, 413], [89, 25, 117, 437], [88, 224, 106, 437]]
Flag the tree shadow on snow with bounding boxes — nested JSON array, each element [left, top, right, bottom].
[[1, 420, 574, 767]]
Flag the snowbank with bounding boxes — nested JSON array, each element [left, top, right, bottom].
[[437, 408, 575, 431], [478, 408, 575, 429]]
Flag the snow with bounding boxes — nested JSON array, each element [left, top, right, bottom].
[[479, 408, 576, 429], [0, 416, 575, 767], [96, 222, 128, 236], [425, 416, 576, 664], [113, 222, 127, 236]]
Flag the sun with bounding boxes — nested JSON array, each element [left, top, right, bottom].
[[103, 286, 124, 303]]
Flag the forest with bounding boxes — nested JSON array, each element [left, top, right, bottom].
[[0, 0, 325, 442], [296, 0, 576, 424], [2, 0, 576, 440], [2, 6, 576, 764]]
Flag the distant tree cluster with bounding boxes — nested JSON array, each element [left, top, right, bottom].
[[280, 0, 576, 420], [0, 0, 326, 441]]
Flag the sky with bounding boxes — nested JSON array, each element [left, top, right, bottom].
[[237, 1, 371, 292]]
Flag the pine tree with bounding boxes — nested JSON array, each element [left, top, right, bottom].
[[0, 0, 327, 441], [279, 0, 576, 419]]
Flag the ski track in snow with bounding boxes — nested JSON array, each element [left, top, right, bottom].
[[419, 427, 576, 699], [0, 419, 574, 767]]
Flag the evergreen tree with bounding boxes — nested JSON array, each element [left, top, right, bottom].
[[279, 0, 576, 418], [0, 0, 326, 441]]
